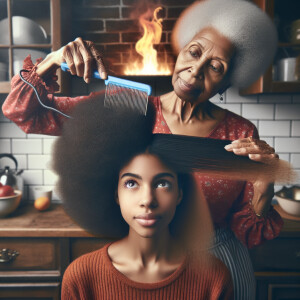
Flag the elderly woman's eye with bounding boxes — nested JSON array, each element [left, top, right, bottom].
[[210, 62, 223, 73]]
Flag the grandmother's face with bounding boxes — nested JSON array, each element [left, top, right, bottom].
[[172, 27, 235, 104]]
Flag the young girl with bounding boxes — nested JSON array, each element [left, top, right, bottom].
[[53, 100, 236, 299]]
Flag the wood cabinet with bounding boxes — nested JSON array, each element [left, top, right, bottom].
[[0, 0, 70, 94], [0, 204, 299, 299], [241, 0, 300, 95]]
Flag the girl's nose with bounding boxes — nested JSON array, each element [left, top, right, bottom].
[[140, 187, 157, 208]]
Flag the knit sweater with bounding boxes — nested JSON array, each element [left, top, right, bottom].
[[61, 243, 233, 300]]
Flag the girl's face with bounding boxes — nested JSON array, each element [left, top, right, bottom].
[[117, 154, 182, 238], [172, 27, 235, 104]]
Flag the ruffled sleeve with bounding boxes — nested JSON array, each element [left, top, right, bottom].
[[230, 182, 283, 248], [2, 55, 104, 136]]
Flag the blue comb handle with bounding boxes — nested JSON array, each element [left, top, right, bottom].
[[60, 62, 152, 96]]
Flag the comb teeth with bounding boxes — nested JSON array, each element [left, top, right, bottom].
[[104, 83, 148, 116]]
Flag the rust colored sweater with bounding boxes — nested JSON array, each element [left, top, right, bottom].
[[61, 243, 233, 300]]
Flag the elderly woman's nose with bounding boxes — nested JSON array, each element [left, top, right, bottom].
[[189, 59, 206, 78]]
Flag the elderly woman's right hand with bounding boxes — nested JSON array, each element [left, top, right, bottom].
[[37, 37, 107, 83]]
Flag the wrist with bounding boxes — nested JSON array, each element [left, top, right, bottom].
[[251, 182, 274, 217], [36, 52, 61, 78]]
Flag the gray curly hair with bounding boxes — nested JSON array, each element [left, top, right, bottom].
[[171, 0, 278, 88]]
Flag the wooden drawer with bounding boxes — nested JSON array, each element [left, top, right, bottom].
[[0, 238, 60, 271], [0, 282, 60, 300], [249, 237, 300, 272], [70, 238, 115, 261]]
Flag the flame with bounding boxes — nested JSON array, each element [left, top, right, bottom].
[[124, 7, 172, 75]]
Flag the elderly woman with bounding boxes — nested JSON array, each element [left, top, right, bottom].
[[2, 0, 282, 298]]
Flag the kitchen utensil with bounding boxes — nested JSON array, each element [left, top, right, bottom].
[[0, 16, 47, 45], [0, 190, 22, 217], [277, 57, 297, 82], [61, 62, 152, 116], [33, 187, 52, 202], [275, 186, 300, 217], [0, 154, 24, 200]]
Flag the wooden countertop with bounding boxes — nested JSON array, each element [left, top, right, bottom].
[[0, 204, 299, 238]]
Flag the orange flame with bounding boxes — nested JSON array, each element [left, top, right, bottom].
[[124, 7, 172, 75]]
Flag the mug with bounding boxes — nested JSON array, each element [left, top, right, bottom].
[[33, 186, 52, 201], [277, 58, 297, 82]]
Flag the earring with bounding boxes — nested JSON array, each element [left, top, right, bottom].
[[219, 93, 224, 103]]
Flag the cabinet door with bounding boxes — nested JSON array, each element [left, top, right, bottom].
[[240, 0, 300, 95], [0, 282, 60, 300], [0, 0, 69, 94]]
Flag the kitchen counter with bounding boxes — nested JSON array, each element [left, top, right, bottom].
[[0, 203, 299, 237]]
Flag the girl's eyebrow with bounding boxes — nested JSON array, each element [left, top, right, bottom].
[[120, 172, 175, 180]]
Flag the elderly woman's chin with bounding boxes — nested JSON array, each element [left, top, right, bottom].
[[173, 79, 203, 103]]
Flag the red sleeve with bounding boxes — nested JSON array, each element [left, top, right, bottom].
[[229, 126, 284, 248], [2, 55, 104, 136]]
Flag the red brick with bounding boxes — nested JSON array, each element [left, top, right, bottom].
[[168, 7, 185, 18], [83, 33, 120, 43], [105, 44, 133, 52], [73, 20, 104, 32], [73, 7, 119, 18], [160, 0, 193, 6], [161, 19, 176, 31], [106, 20, 139, 32], [121, 32, 142, 43], [84, 0, 120, 5]]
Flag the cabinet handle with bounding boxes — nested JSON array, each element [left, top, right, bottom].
[[0, 248, 19, 263]]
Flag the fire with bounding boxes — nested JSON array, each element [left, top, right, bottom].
[[124, 7, 172, 75]]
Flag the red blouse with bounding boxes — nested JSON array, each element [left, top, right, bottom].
[[2, 56, 283, 248]]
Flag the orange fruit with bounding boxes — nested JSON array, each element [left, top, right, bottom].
[[34, 196, 51, 211]]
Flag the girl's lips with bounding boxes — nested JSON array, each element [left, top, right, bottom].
[[135, 214, 160, 227]]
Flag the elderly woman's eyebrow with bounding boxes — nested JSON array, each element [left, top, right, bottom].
[[191, 41, 230, 63]]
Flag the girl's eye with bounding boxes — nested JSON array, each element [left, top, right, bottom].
[[124, 180, 138, 189], [155, 180, 171, 189]]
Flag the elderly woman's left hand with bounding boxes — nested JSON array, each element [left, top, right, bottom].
[[225, 136, 279, 164], [225, 137, 279, 216]]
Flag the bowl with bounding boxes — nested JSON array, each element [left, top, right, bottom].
[[0, 16, 48, 45], [0, 190, 22, 217], [13, 49, 48, 75], [275, 186, 300, 217]]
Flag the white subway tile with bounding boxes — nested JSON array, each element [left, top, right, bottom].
[[294, 169, 300, 185], [275, 104, 300, 120], [12, 139, 42, 154], [226, 88, 257, 103], [0, 154, 26, 170], [259, 94, 292, 103], [28, 154, 51, 169], [27, 133, 56, 139], [0, 123, 26, 138], [292, 121, 300, 136], [242, 104, 274, 120], [44, 169, 58, 185], [277, 153, 289, 162], [209, 93, 223, 104], [291, 154, 300, 168], [275, 137, 300, 153], [0, 113, 10, 122], [218, 104, 241, 115], [22, 170, 43, 185], [43, 138, 57, 154], [0, 139, 11, 152], [258, 121, 290, 137]]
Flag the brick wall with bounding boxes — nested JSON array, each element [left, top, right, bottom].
[[0, 0, 299, 202]]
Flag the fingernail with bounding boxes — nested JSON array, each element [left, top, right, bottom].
[[249, 154, 258, 159], [231, 140, 239, 143], [224, 145, 232, 150]]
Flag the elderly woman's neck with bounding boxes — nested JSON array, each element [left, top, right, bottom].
[[161, 91, 215, 123]]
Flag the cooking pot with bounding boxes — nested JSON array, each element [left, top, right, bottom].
[[0, 154, 24, 200]]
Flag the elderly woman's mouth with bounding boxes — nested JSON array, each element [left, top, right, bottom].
[[177, 77, 200, 94]]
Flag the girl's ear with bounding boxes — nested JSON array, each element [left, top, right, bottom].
[[115, 190, 119, 205]]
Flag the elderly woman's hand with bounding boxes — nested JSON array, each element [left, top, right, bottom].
[[224, 137, 279, 164], [225, 137, 279, 216], [36, 37, 107, 83]]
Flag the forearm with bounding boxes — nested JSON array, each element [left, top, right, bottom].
[[251, 181, 274, 217]]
